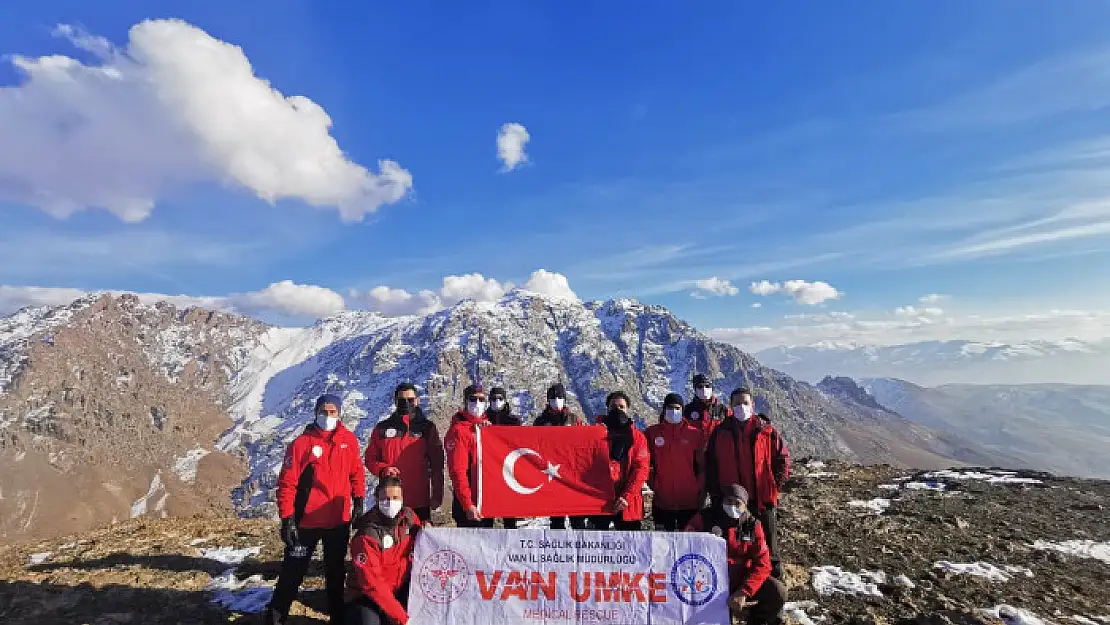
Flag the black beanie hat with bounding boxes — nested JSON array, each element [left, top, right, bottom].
[[315, 394, 342, 415], [464, 382, 486, 397], [692, 373, 710, 387], [663, 393, 683, 408], [489, 386, 507, 400], [547, 383, 566, 399], [725, 483, 750, 503], [606, 390, 631, 408]]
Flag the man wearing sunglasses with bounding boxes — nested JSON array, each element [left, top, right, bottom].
[[444, 383, 495, 528], [683, 373, 731, 436], [487, 386, 522, 529]]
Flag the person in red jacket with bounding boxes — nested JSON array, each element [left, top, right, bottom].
[[444, 382, 494, 528], [344, 475, 421, 625], [683, 373, 731, 436], [644, 392, 705, 531], [532, 382, 588, 530], [486, 386, 522, 529], [704, 387, 792, 580], [364, 383, 444, 524], [686, 484, 787, 625], [265, 394, 366, 625], [588, 391, 650, 531]]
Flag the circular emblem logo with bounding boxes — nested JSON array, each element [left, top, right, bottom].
[[670, 553, 718, 606], [355, 552, 367, 566], [419, 549, 470, 603], [444, 439, 456, 452], [311, 445, 323, 458], [382, 534, 395, 550], [691, 411, 701, 421], [654, 436, 665, 447], [385, 428, 397, 438]]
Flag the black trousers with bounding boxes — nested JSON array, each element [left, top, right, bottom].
[[757, 507, 781, 579], [740, 577, 787, 625], [411, 506, 431, 524], [587, 515, 641, 531], [452, 498, 494, 528], [501, 517, 519, 529], [269, 524, 350, 621], [652, 506, 697, 531], [344, 583, 409, 625], [549, 516, 587, 530]]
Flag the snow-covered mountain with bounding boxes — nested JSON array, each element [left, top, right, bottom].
[[1, 291, 1012, 538], [861, 378, 1110, 479], [757, 339, 1110, 386]]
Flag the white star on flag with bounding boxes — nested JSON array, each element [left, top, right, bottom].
[[543, 462, 561, 481]]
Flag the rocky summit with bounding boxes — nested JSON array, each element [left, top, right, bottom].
[[1, 461, 1105, 625]]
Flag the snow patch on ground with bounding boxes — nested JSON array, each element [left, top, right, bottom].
[[806, 460, 826, 470], [893, 575, 915, 588], [172, 448, 211, 484], [934, 561, 1032, 582], [28, 552, 52, 565], [805, 472, 840, 479], [1031, 540, 1110, 565], [811, 566, 886, 597], [904, 481, 948, 491], [878, 484, 900, 491], [848, 498, 892, 515], [784, 601, 821, 625], [129, 472, 167, 519], [923, 470, 1042, 485], [199, 546, 262, 565], [190, 537, 212, 546], [1073, 617, 1100, 625], [206, 568, 274, 614], [981, 605, 1056, 625]]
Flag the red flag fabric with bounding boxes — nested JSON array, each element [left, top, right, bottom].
[[476, 424, 615, 518]]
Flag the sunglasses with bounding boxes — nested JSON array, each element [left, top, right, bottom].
[[467, 395, 486, 402]]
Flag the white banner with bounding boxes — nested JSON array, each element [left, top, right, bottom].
[[408, 528, 730, 625]]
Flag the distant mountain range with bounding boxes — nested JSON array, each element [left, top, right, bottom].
[[757, 339, 1110, 386]]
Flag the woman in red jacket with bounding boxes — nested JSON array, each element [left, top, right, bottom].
[[686, 484, 786, 625], [345, 475, 421, 625], [588, 391, 650, 531], [644, 393, 705, 531]]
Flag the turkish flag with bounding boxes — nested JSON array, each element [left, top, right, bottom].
[[476, 425, 615, 518]]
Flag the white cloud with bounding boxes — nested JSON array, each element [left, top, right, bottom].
[[750, 280, 781, 296], [440, 274, 510, 306], [691, 277, 739, 298], [751, 302, 762, 309], [228, 280, 345, 319], [362, 286, 442, 317], [895, 305, 945, 318], [782, 280, 841, 305], [523, 270, 578, 301], [0, 286, 89, 315], [0, 20, 412, 222], [497, 123, 530, 172], [919, 293, 948, 305]]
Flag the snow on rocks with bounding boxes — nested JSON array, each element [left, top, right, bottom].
[[878, 484, 900, 491], [784, 601, 821, 625], [893, 575, 915, 588], [934, 561, 1033, 582], [806, 460, 827, 470], [199, 546, 262, 565], [811, 566, 886, 598], [848, 498, 892, 515], [981, 605, 1057, 625], [1031, 540, 1110, 565], [129, 472, 168, 519], [172, 448, 211, 484], [28, 552, 52, 565], [903, 481, 948, 491], [206, 568, 274, 614], [805, 472, 840, 479], [923, 470, 1043, 485]]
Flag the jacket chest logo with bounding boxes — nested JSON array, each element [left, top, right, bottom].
[[690, 412, 701, 421], [654, 437, 665, 447], [411, 432, 423, 438], [340, 443, 349, 449], [382, 534, 395, 550], [385, 428, 397, 438], [311, 445, 323, 458]]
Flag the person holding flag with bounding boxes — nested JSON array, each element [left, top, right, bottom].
[[444, 383, 495, 528], [265, 394, 365, 625], [644, 392, 705, 531], [532, 382, 588, 530], [686, 484, 787, 625], [363, 382, 444, 524], [345, 475, 421, 625], [486, 386, 522, 529], [588, 391, 650, 531], [683, 373, 731, 435]]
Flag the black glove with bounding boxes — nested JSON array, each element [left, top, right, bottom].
[[352, 497, 365, 517], [280, 516, 299, 548]]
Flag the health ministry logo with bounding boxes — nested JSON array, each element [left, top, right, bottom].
[[669, 553, 718, 606]]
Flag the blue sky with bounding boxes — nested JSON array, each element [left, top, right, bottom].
[[4, 1, 1110, 349]]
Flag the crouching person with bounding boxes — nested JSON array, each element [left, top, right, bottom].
[[345, 476, 421, 625], [686, 484, 786, 625]]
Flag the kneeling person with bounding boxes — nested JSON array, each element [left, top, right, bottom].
[[346, 476, 421, 625], [686, 484, 786, 625]]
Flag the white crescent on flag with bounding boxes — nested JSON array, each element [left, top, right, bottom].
[[502, 448, 543, 495]]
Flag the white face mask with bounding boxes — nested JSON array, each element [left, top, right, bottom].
[[315, 413, 339, 431], [664, 408, 683, 424], [549, 398, 565, 411], [733, 404, 753, 420], [696, 387, 713, 400], [378, 498, 403, 519], [491, 399, 506, 411], [723, 504, 743, 519], [468, 400, 487, 417]]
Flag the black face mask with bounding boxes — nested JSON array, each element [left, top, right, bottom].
[[609, 407, 631, 426], [396, 397, 417, 414]]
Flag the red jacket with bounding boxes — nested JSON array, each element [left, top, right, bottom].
[[683, 397, 732, 437], [349, 507, 421, 625], [704, 415, 791, 511], [276, 423, 366, 529], [604, 426, 651, 521], [444, 410, 490, 510], [644, 420, 705, 511], [687, 512, 771, 597], [364, 410, 444, 509]]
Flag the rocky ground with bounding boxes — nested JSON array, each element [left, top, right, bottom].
[[0, 461, 1106, 625]]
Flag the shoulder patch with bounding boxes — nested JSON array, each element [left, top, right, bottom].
[[382, 534, 395, 550], [385, 428, 397, 438], [654, 436, 665, 447], [311, 445, 323, 458], [444, 439, 456, 452], [355, 552, 367, 566]]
